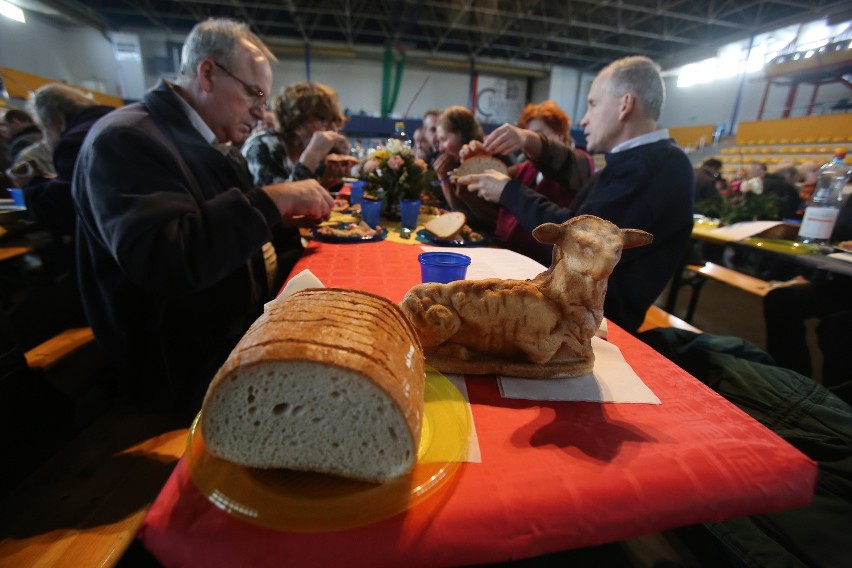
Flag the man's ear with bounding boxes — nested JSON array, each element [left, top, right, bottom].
[[197, 59, 216, 92], [619, 93, 635, 120]]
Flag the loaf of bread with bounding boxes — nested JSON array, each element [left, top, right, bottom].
[[452, 155, 508, 181], [201, 288, 425, 483]]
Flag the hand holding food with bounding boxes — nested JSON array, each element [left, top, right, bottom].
[[433, 152, 459, 180], [459, 140, 489, 161], [299, 131, 349, 173], [264, 178, 334, 221], [483, 123, 542, 159], [458, 170, 512, 203]]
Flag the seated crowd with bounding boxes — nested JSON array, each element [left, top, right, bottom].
[[0, 15, 848, 567]]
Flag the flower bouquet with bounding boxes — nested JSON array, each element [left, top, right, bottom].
[[695, 182, 779, 226], [357, 139, 435, 217]]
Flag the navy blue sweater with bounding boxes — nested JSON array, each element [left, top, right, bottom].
[[500, 136, 694, 332]]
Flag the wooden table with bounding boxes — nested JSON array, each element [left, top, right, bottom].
[[0, 407, 188, 567], [138, 240, 817, 567], [666, 222, 852, 318]]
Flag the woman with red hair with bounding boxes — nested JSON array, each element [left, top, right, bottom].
[[496, 100, 594, 264]]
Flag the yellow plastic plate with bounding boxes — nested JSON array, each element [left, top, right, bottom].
[[186, 368, 470, 532]]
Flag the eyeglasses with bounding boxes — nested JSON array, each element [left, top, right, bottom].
[[213, 61, 267, 109]]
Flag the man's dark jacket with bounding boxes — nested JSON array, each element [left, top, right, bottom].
[[73, 81, 282, 412]]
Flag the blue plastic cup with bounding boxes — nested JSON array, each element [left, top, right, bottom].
[[399, 198, 421, 231], [8, 188, 24, 208], [360, 198, 382, 228], [418, 252, 471, 283], [350, 180, 366, 205]]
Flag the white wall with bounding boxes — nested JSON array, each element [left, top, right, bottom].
[[271, 59, 472, 119], [0, 12, 121, 97]]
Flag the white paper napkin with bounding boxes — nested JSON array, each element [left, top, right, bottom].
[[828, 252, 852, 264], [419, 245, 548, 280], [497, 336, 661, 404], [704, 220, 784, 241], [266, 268, 325, 311]]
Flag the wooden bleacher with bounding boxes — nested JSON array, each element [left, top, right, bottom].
[[0, 66, 123, 107], [734, 114, 852, 146], [712, 114, 852, 178], [668, 124, 716, 149]]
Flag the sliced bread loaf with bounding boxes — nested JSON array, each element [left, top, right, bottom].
[[201, 288, 425, 483], [424, 211, 466, 238], [452, 155, 508, 181]]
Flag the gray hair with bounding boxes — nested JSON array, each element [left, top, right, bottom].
[[601, 56, 665, 121], [179, 18, 275, 77], [28, 83, 96, 131]]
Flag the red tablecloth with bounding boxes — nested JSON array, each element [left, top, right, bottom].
[[139, 240, 816, 567]]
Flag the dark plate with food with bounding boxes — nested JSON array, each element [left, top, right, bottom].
[[312, 222, 387, 243], [416, 227, 491, 247]]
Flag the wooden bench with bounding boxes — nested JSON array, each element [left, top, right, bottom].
[[686, 263, 770, 297], [24, 327, 96, 371], [639, 305, 702, 334], [0, 245, 34, 263], [676, 262, 770, 323], [0, 406, 189, 567]]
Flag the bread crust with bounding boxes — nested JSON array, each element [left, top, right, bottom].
[[452, 155, 508, 182], [201, 288, 425, 481]]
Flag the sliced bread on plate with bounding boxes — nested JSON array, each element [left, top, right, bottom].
[[424, 211, 466, 238], [201, 288, 425, 483]]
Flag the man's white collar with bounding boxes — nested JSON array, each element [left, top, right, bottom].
[[169, 82, 219, 147], [610, 129, 669, 153]]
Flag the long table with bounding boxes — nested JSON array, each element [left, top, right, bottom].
[[139, 239, 816, 567]]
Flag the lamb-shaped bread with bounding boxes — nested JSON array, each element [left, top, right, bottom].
[[424, 211, 467, 238], [201, 288, 425, 483], [400, 215, 652, 378], [451, 155, 508, 181]]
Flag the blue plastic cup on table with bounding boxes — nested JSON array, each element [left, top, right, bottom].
[[418, 252, 471, 284], [350, 180, 366, 205], [361, 198, 382, 229], [8, 188, 25, 208], [399, 198, 421, 231]]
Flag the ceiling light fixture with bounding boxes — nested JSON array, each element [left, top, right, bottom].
[[0, 1, 25, 23]]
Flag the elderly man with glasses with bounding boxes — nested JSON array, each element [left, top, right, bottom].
[[72, 18, 333, 415]]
